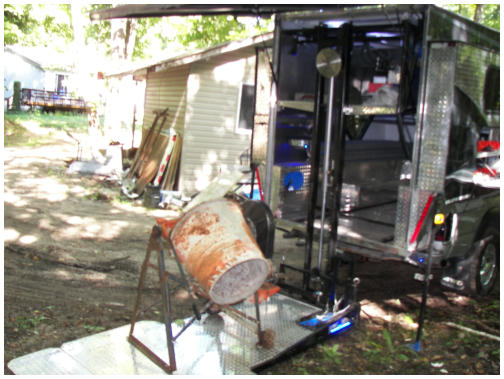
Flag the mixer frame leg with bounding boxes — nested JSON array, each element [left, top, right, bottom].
[[128, 225, 177, 374]]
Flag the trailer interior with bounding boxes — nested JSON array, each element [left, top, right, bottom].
[[274, 12, 420, 250]]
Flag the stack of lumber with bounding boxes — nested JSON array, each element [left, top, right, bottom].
[[160, 134, 182, 191], [122, 107, 183, 198]]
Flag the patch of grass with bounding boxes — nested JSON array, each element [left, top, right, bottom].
[[112, 194, 132, 205], [320, 343, 343, 364], [4, 118, 51, 147], [6, 110, 90, 131], [12, 313, 47, 332], [477, 299, 500, 321], [297, 367, 310, 375], [46, 166, 67, 181], [83, 325, 106, 333], [382, 328, 394, 352]]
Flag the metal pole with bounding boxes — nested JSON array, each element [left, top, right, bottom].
[[157, 245, 177, 371], [254, 291, 262, 335], [263, 15, 281, 208], [410, 226, 437, 352], [327, 23, 351, 274], [317, 76, 335, 272], [249, 47, 260, 199], [304, 71, 324, 289]]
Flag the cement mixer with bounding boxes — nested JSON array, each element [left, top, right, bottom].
[[169, 198, 271, 304]]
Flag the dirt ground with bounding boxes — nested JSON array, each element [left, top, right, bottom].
[[4, 123, 500, 375]]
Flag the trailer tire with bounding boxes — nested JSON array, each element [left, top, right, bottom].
[[469, 226, 499, 296]]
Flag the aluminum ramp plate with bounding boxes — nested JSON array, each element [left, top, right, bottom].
[[8, 293, 321, 375]]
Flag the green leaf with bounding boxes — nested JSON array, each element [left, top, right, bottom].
[[398, 353, 409, 361], [383, 329, 394, 353], [403, 314, 415, 325]]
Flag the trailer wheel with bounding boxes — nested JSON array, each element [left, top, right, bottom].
[[470, 226, 499, 296]]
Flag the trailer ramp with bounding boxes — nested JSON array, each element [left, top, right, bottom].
[[8, 293, 322, 375]]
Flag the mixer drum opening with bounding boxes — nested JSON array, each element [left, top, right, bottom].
[[209, 258, 270, 304]]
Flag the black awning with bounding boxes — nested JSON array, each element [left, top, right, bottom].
[[90, 4, 349, 21]]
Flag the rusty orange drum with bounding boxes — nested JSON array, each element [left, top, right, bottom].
[[170, 199, 270, 304]]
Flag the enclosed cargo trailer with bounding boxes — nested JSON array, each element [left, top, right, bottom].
[[8, 4, 499, 375]]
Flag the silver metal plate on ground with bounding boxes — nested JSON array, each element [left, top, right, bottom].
[[8, 293, 321, 375], [6, 348, 92, 375]]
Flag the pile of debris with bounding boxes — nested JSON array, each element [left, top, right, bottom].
[[65, 107, 185, 208], [66, 107, 254, 211]]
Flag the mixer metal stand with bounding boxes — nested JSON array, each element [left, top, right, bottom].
[[128, 224, 268, 374]]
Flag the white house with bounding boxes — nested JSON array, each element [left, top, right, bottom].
[[4, 46, 46, 106], [4, 46, 87, 110]]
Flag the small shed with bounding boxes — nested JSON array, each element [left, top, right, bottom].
[[131, 33, 273, 195]]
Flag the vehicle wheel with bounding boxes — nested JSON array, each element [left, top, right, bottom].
[[469, 226, 499, 296]]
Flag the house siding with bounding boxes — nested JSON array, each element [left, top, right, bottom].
[[178, 48, 257, 193], [143, 65, 189, 137], [4, 50, 45, 99]]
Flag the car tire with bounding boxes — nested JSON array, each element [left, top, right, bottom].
[[469, 226, 499, 296]]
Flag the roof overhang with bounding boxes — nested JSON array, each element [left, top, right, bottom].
[[104, 32, 273, 79], [90, 4, 351, 21]]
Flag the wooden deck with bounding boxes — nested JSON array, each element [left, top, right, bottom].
[[21, 88, 88, 112]]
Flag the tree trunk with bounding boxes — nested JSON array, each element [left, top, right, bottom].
[[13, 81, 21, 111], [110, 18, 127, 61], [124, 19, 137, 60], [71, 4, 85, 54], [474, 4, 483, 23]]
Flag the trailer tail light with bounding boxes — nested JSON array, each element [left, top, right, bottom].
[[478, 140, 500, 151], [409, 194, 434, 244]]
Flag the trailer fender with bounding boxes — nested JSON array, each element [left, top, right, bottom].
[[441, 230, 498, 296]]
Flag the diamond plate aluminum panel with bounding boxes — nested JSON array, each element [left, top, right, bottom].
[[61, 321, 169, 375], [417, 43, 456, 193], [393, 184, 410, 253], [7, 348, 92, 375], [406, 188, 432, 249], [232, 293, 321, 368], [7, 294, 321, 375], [455, 44, 500, 127]]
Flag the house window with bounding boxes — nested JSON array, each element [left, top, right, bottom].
[[236, 83, 255, 133], [57, 74, 68, 95], [483, 65, 499, 114]]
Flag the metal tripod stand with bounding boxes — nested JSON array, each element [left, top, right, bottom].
[[128, 223, 271, 374]]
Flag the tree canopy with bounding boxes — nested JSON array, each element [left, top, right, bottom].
[[4, 4, 72, 48], [3, 4, 499, 67], [442, 4, 500, 29], [4, 3, 273, 65]]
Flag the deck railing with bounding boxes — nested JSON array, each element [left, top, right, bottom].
[[21, 88, 88, 111]]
